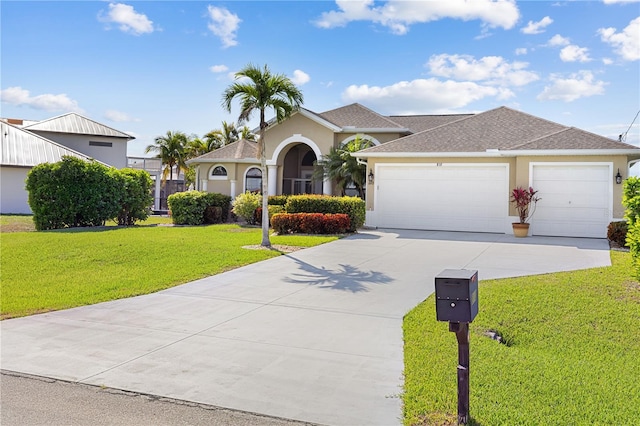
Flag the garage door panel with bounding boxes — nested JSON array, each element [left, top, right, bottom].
[[376, 164, 507, 233], [531, 164, 611, 238]]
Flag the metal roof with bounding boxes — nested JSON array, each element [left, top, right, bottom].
[[22, 113, 134, 139], [1, 121, 98, 167]]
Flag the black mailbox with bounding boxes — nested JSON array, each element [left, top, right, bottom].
[[435, 269, 478, 323]]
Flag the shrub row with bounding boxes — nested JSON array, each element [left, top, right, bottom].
[[26, 156, 153, 230], [623, 177, 640, 278], [271, 213, 350, 234], [167, 191, 231, 225], [283, 195, 365, 232]]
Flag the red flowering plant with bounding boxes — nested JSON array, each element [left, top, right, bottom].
[[510, 186, 541, 224]]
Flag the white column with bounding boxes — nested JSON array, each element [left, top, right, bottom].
[[200, 180, 208, 192], [230, 179, 237, 198], [267, 165, 278, 196], [323, 178, 332, 196]]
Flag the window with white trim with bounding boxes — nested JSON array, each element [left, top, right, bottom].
[[245, 167, 262, 193], [210, 165, 228, 180]]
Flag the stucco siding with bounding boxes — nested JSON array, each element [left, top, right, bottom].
[[265, 113, 334, 159], [1, 166, 31, 214]]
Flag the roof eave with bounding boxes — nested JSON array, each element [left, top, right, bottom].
[[187, 158, 259, 165], [340, 127, 411, 134], [354, 149, 640, 159]]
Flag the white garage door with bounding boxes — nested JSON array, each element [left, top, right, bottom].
[[374, 164, 508, 233], [531, 164, 611, 238]]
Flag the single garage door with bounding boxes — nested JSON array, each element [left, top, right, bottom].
[[531, 163, 611, 238], [374, 164, 508, 233]]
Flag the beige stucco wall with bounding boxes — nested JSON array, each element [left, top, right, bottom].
[[1, 166, 31, 214], [364, 154, 629, 220], [264, 113, 335, 160], [197, 162, 261, 198]]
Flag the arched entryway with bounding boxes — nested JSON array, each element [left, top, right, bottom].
[[281, 143, 323, 195]]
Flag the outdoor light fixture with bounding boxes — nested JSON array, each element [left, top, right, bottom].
[[616, 169, 623, 185], [368, 169, 374, 184]]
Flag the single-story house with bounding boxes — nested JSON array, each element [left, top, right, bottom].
[[0, 113, 133, 214], [187, 104, 640, 238]]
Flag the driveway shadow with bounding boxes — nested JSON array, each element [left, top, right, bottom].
[[283, 255, 394, 293]]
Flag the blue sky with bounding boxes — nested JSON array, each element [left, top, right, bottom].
[[2, 1, 639, 157]]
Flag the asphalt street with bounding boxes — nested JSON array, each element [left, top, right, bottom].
[[1, 371, 317, 426]]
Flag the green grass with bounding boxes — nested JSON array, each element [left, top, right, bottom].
[[403, 251, 640, 425], [1, 222, 337, 319]]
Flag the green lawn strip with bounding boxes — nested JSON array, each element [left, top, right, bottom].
[[1, 224, 337, 319], [403, 251, 640, 426]]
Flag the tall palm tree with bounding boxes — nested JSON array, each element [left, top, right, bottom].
[[145, 130, 189, 183], [222, 63, 304, 247], [314, 135, 374, 198]]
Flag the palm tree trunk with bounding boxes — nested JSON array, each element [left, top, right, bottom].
[[259, 111, 271, 247]]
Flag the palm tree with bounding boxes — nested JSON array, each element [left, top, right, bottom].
[[145, 130, 189, 183], [314, 135, 374, 198], [222, 63, 304, 247], [239, 125, 256, 141]]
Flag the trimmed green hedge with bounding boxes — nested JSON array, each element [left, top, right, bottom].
[[284, 195, 365, 232], [168, 191, 231, 225], [26, 156, 153, 231], [622, 177, 640, 277]]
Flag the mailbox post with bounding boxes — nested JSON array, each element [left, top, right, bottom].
[[435, 269, 478, 425]]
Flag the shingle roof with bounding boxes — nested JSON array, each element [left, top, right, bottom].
[[187, 139, 258, 163], [1, 121, 97, 167], [388, 114, 473, 133], [357, 106, 637, 154], [23, 113, 134, 139], [318, 103, 408, 130]]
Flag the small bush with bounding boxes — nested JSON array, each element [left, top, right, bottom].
[[271, 213, 350, 234], [607, 221, 628, 247], [232, 191, 262, 225], [168, 191, 231, 225]]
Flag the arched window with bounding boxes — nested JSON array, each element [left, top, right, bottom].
[[210, 165, 228, 180], [245, 167, 262, 193]]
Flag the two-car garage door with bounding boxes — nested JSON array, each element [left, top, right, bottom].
[[374, 164, 508, 233]]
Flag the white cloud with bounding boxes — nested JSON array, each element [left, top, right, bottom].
[[537, 71, 607, 102], [0, 86, 84, 113], [99, 3, 155, 35], [341, 78, 510, 114], [521, 16, 553, 34], [427, 54, 539, 87], [314, 0, 520, 35], [602, 57, 614, 65], [598, 17, 640, 61], [210, 64, 229, 73], [291, 70, 310, 86], [104, 110, 139, 122], [207, 6, 241, 48], [559, 45, 591, 62], [603, 0, 640, 3], [548, 34, 570, 46], [515, 47, 528, 55]]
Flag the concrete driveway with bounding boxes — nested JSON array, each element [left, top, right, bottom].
[[1, 229, 610, 426]]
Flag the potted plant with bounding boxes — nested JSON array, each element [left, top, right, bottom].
[[510, 186, 540, 237]]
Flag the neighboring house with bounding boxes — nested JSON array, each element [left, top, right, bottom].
[[188, 103, 640, 239], [0, 113, 133, 214]]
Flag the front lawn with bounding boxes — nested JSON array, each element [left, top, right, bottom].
[[1, 222, 337, 319], [403, 251, 640, 425]]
